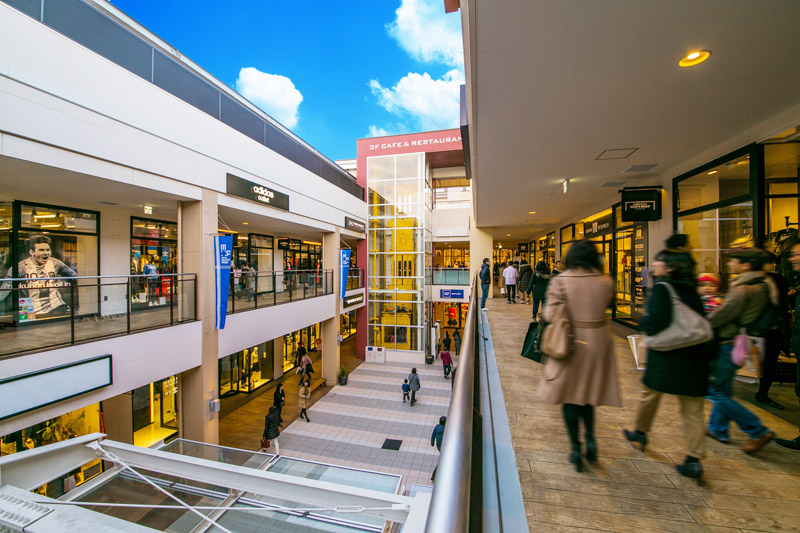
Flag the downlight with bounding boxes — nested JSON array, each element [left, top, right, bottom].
[[679, 50, 711, 67]]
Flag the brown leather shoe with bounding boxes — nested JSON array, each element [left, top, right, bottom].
[[741, 431, 774, 454]]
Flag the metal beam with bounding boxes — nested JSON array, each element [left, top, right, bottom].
[[96, 440, 413, 524]]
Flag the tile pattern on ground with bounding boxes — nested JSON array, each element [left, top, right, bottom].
[[484, 292, 800, 533]]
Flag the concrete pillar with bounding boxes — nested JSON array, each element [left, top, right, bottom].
[[469, 226, 494, 296], [273, 336, 285, 379], [101, 394, 133, 444], [177, 189, 219, 444], [321, 229, 341, 383]]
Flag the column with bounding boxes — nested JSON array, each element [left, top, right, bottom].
[[177, 189, 220, 444], [469, 227, 494, 296], [321, 229, 341, 383]]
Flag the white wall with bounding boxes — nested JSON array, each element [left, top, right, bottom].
[[0, 322, 202, 436], [432, 207, 471, 238]]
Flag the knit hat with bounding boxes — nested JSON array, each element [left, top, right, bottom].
[[697, 272, 719, 286]]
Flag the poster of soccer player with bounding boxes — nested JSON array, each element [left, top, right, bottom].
[[17, 234, 78, 322]]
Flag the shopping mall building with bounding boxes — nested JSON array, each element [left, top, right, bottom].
[[2, 0, 800, 531]]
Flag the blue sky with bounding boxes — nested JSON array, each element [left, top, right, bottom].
[[112, 0, 464, 161]]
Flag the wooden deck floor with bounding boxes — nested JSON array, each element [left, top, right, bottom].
[[484, 296, 800, 532]]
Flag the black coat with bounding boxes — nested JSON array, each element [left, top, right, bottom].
[[640, 281, 711, 397], [517, 264, 533, 292], [263, 413, 280, 440], [528, 272, 551, 299], [273, 387, 285, 408]]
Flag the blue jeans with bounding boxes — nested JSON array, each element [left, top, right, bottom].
[[707, 344, 769, 439], [481, 283, 490, 308]]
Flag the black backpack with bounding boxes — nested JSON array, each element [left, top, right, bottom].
[[745, 281, 779, 337]]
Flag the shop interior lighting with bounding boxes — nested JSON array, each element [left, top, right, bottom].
[[237, 235, 248, 240], [40, 224, 61, 228], [35, 212, 57, 218], [302, 240, 322, 246], [679, 50, 711, 67]]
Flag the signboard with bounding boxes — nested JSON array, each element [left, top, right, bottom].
[[440, 289, 465, 299], [345, 217, 366, 233], [339, 249, 352, 298], [517, 243, 529, 253], [583, 214, 613, 238], [277, 238, 290, 250], [214, 235, 233, 329], [226, 173, 290, 211], [0, 355, 112, 421], [343, 293, 364, 308], [621, 188, 662, 222]]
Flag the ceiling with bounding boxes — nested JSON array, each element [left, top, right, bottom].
[[462, 0, 800, 242]]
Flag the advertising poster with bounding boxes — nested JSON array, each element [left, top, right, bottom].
[[214, 235, 233, 329], [16, 234, 78, 323], [339, 249, 351, 298]]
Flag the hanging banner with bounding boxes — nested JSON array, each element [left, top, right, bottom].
[[214, 235, 233, 329], [339, 249, 351, 298]]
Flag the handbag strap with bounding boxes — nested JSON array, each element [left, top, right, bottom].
[[655, 281, 679, 301]]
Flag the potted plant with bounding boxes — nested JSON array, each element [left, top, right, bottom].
[[338, 365, 348, 386]]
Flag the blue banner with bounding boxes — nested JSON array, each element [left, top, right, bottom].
[[339, 249, 351, 298], [214, 235, 233, 329]]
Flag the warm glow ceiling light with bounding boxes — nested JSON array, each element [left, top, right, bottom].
[[242, 222, 249, 225], [679, 50, 711, 67], [528, 211, 536, 214], [707, 170, 718, 175], [34, 213, 57, 218], [40, 224, 61, 228], [562, 179, 569, 194], [506, 233, 511, 237]]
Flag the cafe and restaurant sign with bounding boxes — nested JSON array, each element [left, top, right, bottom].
[[226, 173, 290, 211], [583, 214, 613, 238]]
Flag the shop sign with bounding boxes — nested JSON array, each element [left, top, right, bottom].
[[214, 234, 233, 329], [621, 188, 662, 222], [277, 238, 290, 250], [440, 289, 465, 299], [345, 217, 366, 233], [226, 173, 290, 211], [343, 293, 364, 308], [0, 355, 112, 421], [518, 243, 529, 252], [583, 214, 613, 238]]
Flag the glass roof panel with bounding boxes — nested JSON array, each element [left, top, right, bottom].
[[268, 457, 401, 494], [159, 439, 272, 469]]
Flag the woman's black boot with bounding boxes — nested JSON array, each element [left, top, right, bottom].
[[675, 456, 703, 484], [623, 429, 648, 451], [580, 405, 597, 463], [563, 404, 583, 472], [569, 444, 583, 472]]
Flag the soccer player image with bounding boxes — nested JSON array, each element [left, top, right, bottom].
[[17, 234, 77, 318]]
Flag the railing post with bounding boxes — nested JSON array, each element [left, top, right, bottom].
[[170, 275, 175, 325], [254, 272, 259, 308], [126, 277, 131, 334], [273, 272, 277, 306], [70, 281, 76, 344]]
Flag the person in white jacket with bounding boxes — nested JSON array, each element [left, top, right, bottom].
[[503, 263, 518, 303]]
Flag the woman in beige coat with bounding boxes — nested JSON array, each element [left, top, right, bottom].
[[299, 380, 311, 422], [539, 239, 621, 472]]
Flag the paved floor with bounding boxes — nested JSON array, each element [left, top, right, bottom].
[[484, 295, 800, 532]]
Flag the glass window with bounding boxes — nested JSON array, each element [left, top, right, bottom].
[[678, 202, 753, 274], [131, 218, 177, 239], [676, 154, 750, 212], [132, 376, 179, 448], [20, 204, 98, 234]]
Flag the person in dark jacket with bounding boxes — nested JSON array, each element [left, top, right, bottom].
[[517, 260, 533, 304], [442, 332, 451, 352], [263, 405, 281, 455], [528, 261, 552, 319], [623, 249, 710, 480], [480, 257, 491, 310], [430, 416, 446, 481], [453, 330, 462, 355], [273, 384, 286, 425], [777, 242, 800, 451], [757, 253, 789, 409]]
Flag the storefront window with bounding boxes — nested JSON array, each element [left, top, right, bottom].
[[11, 202, 99, 323], [132, 376, 179, 448], [1, 403, 104, 497], [678, 202, 753, 274], [676, 153, 750, 213], [763, 142, 800, 279], [282, 325, 320, 371], [341, 310, 356, 340], [219, 341, 275, 397], [131, 218, 177, 309], [613, 206, 648, 323]]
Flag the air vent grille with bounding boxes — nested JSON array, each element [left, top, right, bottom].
[[624, 163, 660, 173], [601, 181, 627, 188]]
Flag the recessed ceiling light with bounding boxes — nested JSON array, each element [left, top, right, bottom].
[[506, 234, 511, 237], [679, 50, 711, 67], [242, 222, 249, 225], [528, 211, 536, 214], [707, 170, 718, 175]]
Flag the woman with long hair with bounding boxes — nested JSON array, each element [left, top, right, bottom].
[[538, 239, 621, 471], [272, 384, 285, 426], [528, 261, 552, 320], [623, 248, 710, 479]]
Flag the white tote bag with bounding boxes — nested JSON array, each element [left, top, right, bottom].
[[645, 282, 713, 351]]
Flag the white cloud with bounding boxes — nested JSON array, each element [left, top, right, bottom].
[[234, 67, 303, 128], [368, 125, 390, 137], [387, 0, 463, 68], [370, 69, 464, 131]]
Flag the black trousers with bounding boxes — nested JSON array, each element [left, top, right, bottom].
[[506, 284, 516, 302], [758, 329, 782, 396]]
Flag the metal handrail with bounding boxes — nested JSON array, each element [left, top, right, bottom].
[[425, 276, 478, 532], [1, 273, 193, 281]]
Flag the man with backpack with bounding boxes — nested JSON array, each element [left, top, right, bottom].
[[706, 248, 776, 454]]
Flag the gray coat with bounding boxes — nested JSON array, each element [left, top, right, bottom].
[[408, 372, 421, 391]]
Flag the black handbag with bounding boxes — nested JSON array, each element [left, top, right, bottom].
[[521, 320, 545, 363]]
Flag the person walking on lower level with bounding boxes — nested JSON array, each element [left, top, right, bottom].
[[273, 384, 286, 426], [263, 405, 281, 455], [408, 368, 421, 406], [480, 257, 491, 310], [529, 261, 551, 319], [440, 350, 453, 379], [707, 248, 775, 454], [430, 416, 446, 482], [299, 380, 311, 422], [402, 379, 410, 402], [453, 330, 462, 355], [503, 262, 518, 303], [777, 241, 800, 451], [442, 332, 451, 352], [624, 249, 710, 480]]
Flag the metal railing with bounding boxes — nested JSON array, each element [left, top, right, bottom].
[[425, 276, 529, 532], [346, 268, 364, 291], [0, 273, 196, 358], [229, 269, 333, 314], [432, 268, 470, 286]]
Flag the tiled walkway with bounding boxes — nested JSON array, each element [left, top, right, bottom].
[[276, 360, 451, 487], [484, 295, 800, 532]]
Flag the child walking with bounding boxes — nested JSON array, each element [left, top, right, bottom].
[[402, 379, 410, 402]]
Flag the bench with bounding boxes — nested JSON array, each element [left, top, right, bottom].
[[309, 377, 327, 393]]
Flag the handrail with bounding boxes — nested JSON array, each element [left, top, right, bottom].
[[1, 273, 194, 281], [425, 275, 478, 532]]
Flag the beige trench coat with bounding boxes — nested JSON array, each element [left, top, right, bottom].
[[299, 386, 311, 409], [538, 270, 621, 407]]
